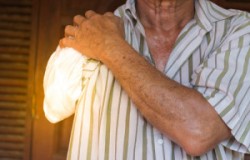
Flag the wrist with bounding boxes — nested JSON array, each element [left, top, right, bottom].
[[100, 36, 131, 65]]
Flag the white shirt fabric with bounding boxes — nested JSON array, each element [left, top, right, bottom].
[[43, 47, 99, 123]]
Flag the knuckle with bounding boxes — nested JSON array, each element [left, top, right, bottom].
[[85, 9, 94, 13], [85, 10, 94, 14], [104, 12, 113, 16], [62, 38, 68, 43], [73, 15, 83, 22], [85, 10, 97, 18], [60, 38, 67, 45], [73, 15, 78, 21], [65, 25, 71, 32], [95, 14, 100, 18]]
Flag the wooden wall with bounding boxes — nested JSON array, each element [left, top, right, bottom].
[[0, 0, 36, 159], [212, 0, 250, 11]]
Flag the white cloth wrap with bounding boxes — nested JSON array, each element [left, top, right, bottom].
[[43, 47, 99, 123]]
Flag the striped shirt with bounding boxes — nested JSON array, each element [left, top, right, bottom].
[[43, 0, 250, 159]]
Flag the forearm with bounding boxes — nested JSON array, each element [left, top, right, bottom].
[[61, 11, 231, 155], [101, 38, 231, 156]]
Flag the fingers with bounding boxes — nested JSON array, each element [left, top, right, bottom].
[[104, 12, 114, 17], [59, 37, 75, 48], [85, 10, 113, 18], [73, 10, 98, 27], [85, 10, 97, 18], [64, 25, 78, 38], [73, 15, 85, 27], [74, 11, 114, 26]]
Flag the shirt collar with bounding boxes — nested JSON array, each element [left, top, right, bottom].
[[123, 0, 237, 31], [194, 0, 237, 31], [124, 0, 139, 27]]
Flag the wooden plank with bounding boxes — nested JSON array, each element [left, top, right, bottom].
[[0, 150, 23, 158], [0, 126, 25, 134], [0, 157, 22, 160], [0, 38, 30, 47], [0, 6, 31, 14], [0, 102, 27, 110], [0, 47, 29, 54], [0, 15, 31, 23], [0, 63, 28, 70], [0, 21, 30, 31], [0, 70, 28, 79], [0, 134, 24, 143], [0, 94, 27, 102], [0, 0, 32, 6], [0, 87, 27, 94], [0, 142, 24, 150], [0, 53, 29, 62], [0, 118, 25, 126], [0, 30, 30, 38], [0, 111, 26, 118], [0, 78, 27, 86], [0, 70, 28, 78]]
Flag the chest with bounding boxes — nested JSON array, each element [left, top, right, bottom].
[[144, 29, 180, 71]]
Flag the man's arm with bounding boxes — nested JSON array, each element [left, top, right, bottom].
[[61, 11, 231, 156]]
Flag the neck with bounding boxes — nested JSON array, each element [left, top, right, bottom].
[[136, 0, 194, 31]]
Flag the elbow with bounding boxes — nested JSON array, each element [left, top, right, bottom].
[[182, 137, 211, 157], [182, 130, 232, 156], [180, 128, 216, 157], [180, 121, 232, 156]]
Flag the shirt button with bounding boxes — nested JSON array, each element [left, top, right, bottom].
[[157, 139, 164, 145]]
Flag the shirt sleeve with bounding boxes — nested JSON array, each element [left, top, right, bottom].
[[191, 21, 250, 153], [43, 47, 99, 123]]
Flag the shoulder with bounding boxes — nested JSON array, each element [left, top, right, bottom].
[[221, 10, 250, 36], [229, 10, 250, 29], [212, 9, 250, 47]]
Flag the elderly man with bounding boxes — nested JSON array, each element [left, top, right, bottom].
[[46, 0, 250, 159]]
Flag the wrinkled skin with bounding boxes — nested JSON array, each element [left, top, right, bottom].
[[60, 0, 231, 156]]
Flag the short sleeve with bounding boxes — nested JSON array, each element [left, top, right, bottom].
[[43, 47, 99, 123], [191, 32, 250, 152]]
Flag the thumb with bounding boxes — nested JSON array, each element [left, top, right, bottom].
[[59, 37, 75, 48], [59, 39, 65, 48]]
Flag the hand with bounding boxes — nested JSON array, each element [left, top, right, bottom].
[[60, 10, 125, 61]]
